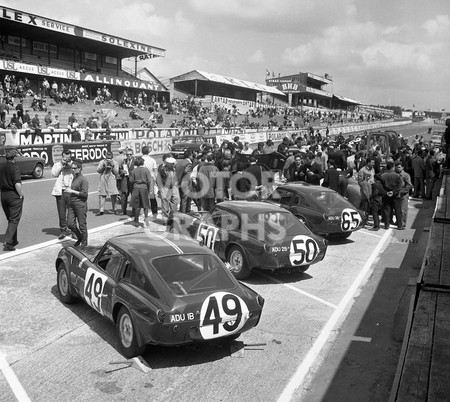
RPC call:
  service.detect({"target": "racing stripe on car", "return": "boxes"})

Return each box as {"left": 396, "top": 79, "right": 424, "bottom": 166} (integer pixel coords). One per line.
{"left": 150, "top": 233, "right": 184, "bottom": 254}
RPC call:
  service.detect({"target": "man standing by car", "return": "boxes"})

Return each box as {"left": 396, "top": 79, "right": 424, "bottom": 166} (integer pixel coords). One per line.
{"left": 176, "top": 150, "right": 193, "bottom": 213}
{"left": 51, "top": 150, "right": 73, "bottom": 239}
{"left": 395, "top": 161, "right": 413, "bottom": 228}
{"left": 119, "top": 148, "right": 135, "bottom": 216}
{"left": 0, "top": 149, "right": 24, "bottom": 251}
{"left": 381, "top": 161, "right": 404, "bottom": 230}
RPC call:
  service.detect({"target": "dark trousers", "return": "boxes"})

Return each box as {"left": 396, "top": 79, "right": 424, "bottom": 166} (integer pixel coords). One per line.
{"left": 55, "top": 193, "right": 71, "bottom": 232}
{"left": 370, "top": 198, "right": 382, "bottom": 228}
{"left": 201, "top": 197, "right": 216, "bottom": 212}
{"left": 382, "top": 197, "right": 403, "bottom": 229}
{"left": 149, "top": 197, "right": 158, "bottom": 215}
{"left": 67, "top": 198, "right": 88, "bottom": 245}
{"left": 179, "top": 187, "right": 191, "bottom": 213}
{"left": 1, "top": 191, "right": 23, "bottom": 246}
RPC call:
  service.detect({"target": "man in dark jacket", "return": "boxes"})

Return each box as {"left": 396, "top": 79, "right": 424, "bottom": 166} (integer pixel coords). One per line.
{"left": 381, "top": 161, "right": 403, "bottom": 229}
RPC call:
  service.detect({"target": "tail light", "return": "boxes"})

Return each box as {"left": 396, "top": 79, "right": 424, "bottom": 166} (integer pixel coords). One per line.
{"left": 157, "top": 310, "right": 166, "bottom": 323}
{"left": 257, "top": 295, "right": 265, "bottom": 308}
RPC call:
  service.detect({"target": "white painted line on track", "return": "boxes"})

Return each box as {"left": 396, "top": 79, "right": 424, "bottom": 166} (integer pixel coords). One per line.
{"left": 257, "top": 271, "right": 337, "bottom": 309}
{"left": 0, "top": 219, "right": 131, "bottom": 262}
{"left": 351, "top": 336, "right": 372, "bottom": 343}
{"left": 22, "top": 172, "right": 98, "bottom": 184}
{"left": 277, "top": 228, "right": 392, "bottom": 402}
{"left": 0, "top": 351, "right": 31, "bottom": 402}
{"left": 358, "top": 229, "right": 384, "bottom": 238}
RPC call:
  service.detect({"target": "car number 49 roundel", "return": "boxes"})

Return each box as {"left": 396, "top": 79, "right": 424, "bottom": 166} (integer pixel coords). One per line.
{"left": 341, "top": 208, "right": 362, "bottom": 231}
{"left": 289, "top": 235, "right": 319, "bottom": 266}
{"left": 199, "top": 292, "right": 250, "bottom": 339}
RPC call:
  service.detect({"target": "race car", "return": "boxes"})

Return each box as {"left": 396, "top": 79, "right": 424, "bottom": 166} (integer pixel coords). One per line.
{"left": 167, "top": 201, "right": 328, "bottom": 279}
{"left": 55, "top": 232, "right": 264, "bottom": 358}
{"left": 267, "top": 183, "right": 366, "bottom": 239}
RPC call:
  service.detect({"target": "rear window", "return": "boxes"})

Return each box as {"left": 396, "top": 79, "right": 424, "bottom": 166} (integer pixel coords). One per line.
{"left": 246, "top": 211, "right": 309, "bottom": 239}
{"left": 310, "top": 190, "right": 350, "bottom": 209}
{"left": 152, "top": 254, "right": 235, "bottom": 296}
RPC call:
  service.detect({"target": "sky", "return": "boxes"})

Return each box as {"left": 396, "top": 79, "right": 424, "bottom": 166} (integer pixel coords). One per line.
{"left": 4, "top": 0, "right": 450, "bottom": 112}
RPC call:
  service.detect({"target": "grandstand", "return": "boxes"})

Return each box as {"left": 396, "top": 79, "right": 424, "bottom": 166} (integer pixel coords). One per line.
{"left": 0, "top": 5, "right": 167, "bottom": 102}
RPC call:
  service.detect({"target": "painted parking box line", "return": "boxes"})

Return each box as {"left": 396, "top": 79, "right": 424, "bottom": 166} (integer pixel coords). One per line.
{"left": 0, "top": 351, "right": 31, "bottom": 402}
{"left": 351, "top": 336, "right": 372, "bottom": 343}
{"left": 278, "top": 228, "right": 392, "bottom": 402}
{"left": 257, "top": 271, "right": 337, "bottom": 309}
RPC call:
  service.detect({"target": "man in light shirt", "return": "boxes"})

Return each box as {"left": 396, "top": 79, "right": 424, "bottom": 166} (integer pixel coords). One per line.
{"left": 141, "top": 145, "right": 158, "bottom": 219}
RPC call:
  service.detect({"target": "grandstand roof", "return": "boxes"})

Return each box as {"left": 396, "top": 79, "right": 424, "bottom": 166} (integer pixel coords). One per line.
{"left": 0, "top": 5, "right": 165, "bottom": 59}
{"left": 333, "top": 94, "right": 361, "bottom": 105}
{"left": 171, "top": 70, "right": 285, "bottom": 96}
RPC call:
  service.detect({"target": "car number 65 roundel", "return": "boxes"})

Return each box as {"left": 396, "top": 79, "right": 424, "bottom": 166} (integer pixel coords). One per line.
{"left": 289, "top": 235, "right": 319, "bottom": 266}
{"left": 341, "top": 208, "right": 362, "bottom": 231}
{"left": 199, "top": 292, "right": 250, "bottom": 340}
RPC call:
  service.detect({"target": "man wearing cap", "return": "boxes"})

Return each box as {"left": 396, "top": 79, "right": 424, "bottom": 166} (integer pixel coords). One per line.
{"left": 381, "top": 161, "right": 404, "bottom": 230}
{"left": 157, "top": 154, "right": 180, "bottom": 219}
{"left": 395, "top": 161, "right": 412, "bottom": 228}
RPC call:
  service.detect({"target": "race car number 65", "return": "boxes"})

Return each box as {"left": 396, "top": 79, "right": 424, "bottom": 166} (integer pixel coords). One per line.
{"left": 289, "top": 235, "right": 319, "bottom": 266}
{"left": 341, "top": 208, "right": 362, "bottom": 231}
{"left": 83, "top": 268, "right": 108, "bottom": 315}
{"left": 200, "top": 292, "right": 250, "bottom": 340}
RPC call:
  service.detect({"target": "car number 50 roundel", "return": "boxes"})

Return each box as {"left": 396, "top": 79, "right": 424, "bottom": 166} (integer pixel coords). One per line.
{"left": 341, "top": 208, "right": 362, "bottom": 231}
{"left": 289, "top": 235, "right": 319, "bottom": 266}
{"left": 199, "top": 292, "right": 250, "bottom": 340}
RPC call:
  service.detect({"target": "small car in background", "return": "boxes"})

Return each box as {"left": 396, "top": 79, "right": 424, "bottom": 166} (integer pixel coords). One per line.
{"left": 267, "top": 183, "right": 366, "bottom": 239}
{"left": 169, "top": 135, "right": 212, "bottom": 158}
{"left": 0, "top": 146, "right": 45, "bottom": 179}
{"left": 167, "top": 200, "right": 328, "bottom": 279}
{"left": 56, "top": 232, "right": 264, "bottom": 358}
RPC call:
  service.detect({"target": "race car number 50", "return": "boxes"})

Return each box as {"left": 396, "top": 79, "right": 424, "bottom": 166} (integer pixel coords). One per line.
{"left": 83, "top": 268, "right": 108, "bottom": 315}
{"left": 341, "top": 208, "right": 362, "bottom": 231}
{"left": 200, "top": 292, "right": 250, "bottom": 340}
{"left": 289, "top": 235, "right": 319, "bottom": 266}
{"left": 196, "top": 223, "right": 218, "bottom": 250}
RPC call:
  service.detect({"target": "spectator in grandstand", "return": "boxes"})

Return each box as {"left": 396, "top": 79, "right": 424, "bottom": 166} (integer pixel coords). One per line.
{"left": 0, "top": 99, "right": 9, "bottom": 123}
{"left": 41, "top": 78, "right": 50, "bottom": 97}
{"left": 50, "top": 115, "right": 61, "bottom": 129}
{"left": 8, "top": 113, "right": 21, "bottom": 129}
{"left": 30, "top": 114, "right": 41, "bottom": 130}
{"left": 15, "top": 99, "right": 24, "bottom": 123}
{"left": 44, "top": 111, "right": 53, "bottom": 127}
{"left": 70, "top": 124, "right": 82, "bottom": 142}
{"left": 68, "top": 113, "right": 77, "bottom": 127}
{"left": 96, "top": 151, "right": 120, "bottom": 216}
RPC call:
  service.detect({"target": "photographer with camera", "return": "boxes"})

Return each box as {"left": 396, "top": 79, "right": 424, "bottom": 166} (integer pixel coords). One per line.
{"left": 51, "top": 150, "right": 73, "bottom": 239}
{"left": 96, "top": 151, "right": 120, "bottom": 215}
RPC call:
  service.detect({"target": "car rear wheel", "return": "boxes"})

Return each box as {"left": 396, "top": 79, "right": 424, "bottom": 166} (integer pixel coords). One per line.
{"left": 57, "top": 263, "right": 76, "bottom": 304}
{"left": 116, "top": 306, "right": 146, "bottom": 358}
{"left": 32, "top": 163, "right": 44, "bottom": 179}
{"left": 227, "top": 246, "right": 251, "bottom": 280}
{"left": 335, "top": 232, "right": 352, "bottom": 240}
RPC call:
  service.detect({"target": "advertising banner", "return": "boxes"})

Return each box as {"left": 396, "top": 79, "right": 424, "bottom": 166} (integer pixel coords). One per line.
{"left": 119, "top": 138, "right": 172, "bottom": 156}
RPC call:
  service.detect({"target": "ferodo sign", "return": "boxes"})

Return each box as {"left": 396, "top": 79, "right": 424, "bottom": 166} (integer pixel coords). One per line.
{"left": 66, "top": 142, "right": 110, "bottom": 162}
{"left": 121, "top": 138, "right": 172, "bottom": 156}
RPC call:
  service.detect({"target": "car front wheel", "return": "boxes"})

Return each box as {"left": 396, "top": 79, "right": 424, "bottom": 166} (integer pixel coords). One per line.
{"left": 227, "top": 246, "right": 251, "bottom": 280}
{"left": 32, "top": 163, "right": 44, "bottom": 179}
{"left": 57, "top": 263, "right": 76, "bottom": 304}
{"left": 116, "top": 307, "right": 146, "bottom": 358}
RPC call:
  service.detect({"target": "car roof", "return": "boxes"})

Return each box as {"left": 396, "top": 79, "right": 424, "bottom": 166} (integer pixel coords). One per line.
{"left": 217, "top": 200, "right": 290, "bottom": 214}
{"left": 277, "top": 183, "right": 335, "bottom": 194}
{"left": 108, "top": 232, "right": 210, "bottom": 260}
